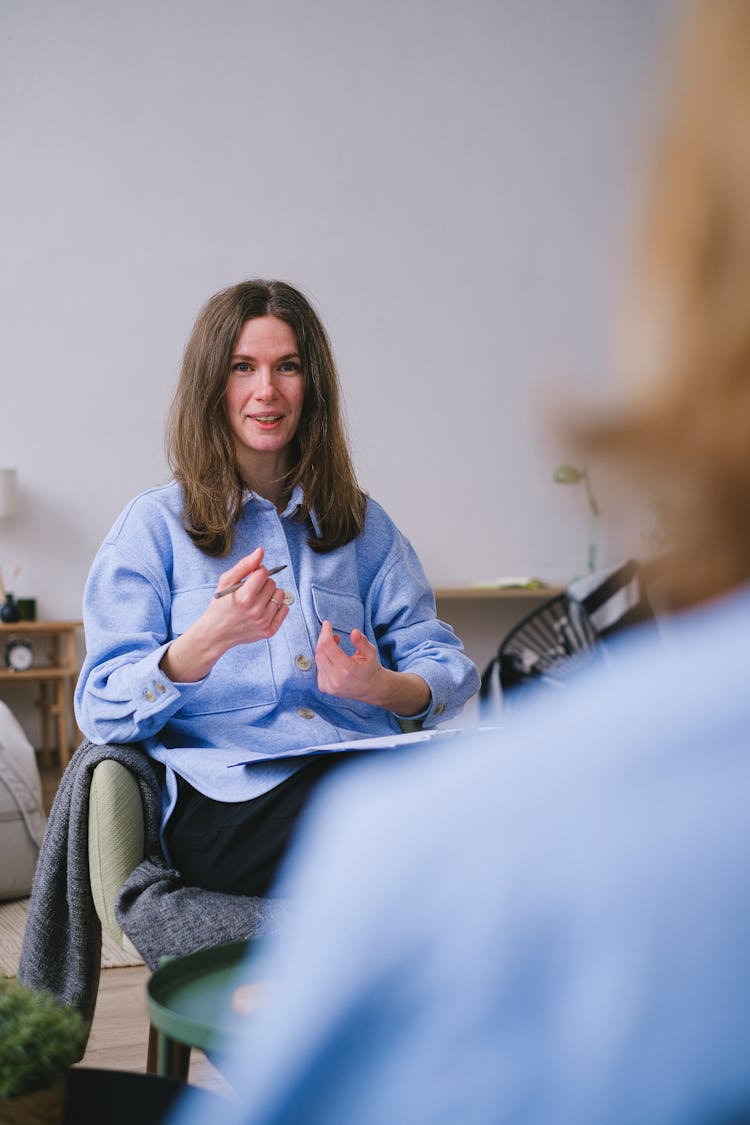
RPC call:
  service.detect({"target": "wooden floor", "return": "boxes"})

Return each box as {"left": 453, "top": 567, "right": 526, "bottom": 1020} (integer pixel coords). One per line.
{"left": 38, "top": 762, "right": 235, "bottom": 1100}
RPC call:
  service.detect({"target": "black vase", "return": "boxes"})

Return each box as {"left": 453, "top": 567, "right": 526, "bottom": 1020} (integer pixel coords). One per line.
{"left": 0, "top": 594, "right": 21, "bottom": 623}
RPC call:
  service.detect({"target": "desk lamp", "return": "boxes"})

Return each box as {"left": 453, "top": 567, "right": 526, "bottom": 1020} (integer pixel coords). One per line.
{"left": 553, "top": 463, "right": 600, "bottom": 574}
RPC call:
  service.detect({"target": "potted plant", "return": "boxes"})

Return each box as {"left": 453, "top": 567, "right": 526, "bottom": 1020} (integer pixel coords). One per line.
{"left": 0, "top": 980, "right": 87, "bottom": 1124}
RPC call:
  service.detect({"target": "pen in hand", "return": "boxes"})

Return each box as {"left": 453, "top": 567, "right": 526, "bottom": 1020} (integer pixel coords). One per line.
{"left": 214, "top": 564, "right": 287, "bottom": 599}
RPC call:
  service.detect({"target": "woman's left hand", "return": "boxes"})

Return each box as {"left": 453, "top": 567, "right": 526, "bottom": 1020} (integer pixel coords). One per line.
{"left": 314, "top": 621, "right": 382, "bottom": 702}
{"left": 315, "top": 620, "right": 431, "bottom": 716}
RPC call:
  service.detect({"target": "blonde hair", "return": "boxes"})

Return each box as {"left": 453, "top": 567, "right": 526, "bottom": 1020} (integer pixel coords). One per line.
{"left": 576, "top": 0, "right": 750, "bottom": 609}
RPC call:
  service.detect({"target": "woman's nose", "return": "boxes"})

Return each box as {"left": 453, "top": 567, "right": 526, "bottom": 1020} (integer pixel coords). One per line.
{"left": 254, "top": 368, "right": 276, "bottom": 398}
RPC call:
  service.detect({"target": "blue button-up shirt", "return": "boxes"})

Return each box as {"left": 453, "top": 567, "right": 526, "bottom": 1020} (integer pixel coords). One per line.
{"left": 75, "top": 482, "right": 479, "bottom": 816}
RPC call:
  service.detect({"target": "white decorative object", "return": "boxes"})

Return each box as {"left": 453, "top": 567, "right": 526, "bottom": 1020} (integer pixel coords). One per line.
{"left": 0, "top": 469, "right": 18, "bottom": 519}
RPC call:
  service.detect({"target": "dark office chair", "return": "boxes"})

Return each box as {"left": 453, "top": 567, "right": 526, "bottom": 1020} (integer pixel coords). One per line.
{"left": 566, "top": 557, "right": 656, "bottom": 641}
{"left": 479, "top": 559, "right": 656, "bottom": 714}
{"left": 479, "top": 592, "right": 601, "bottom": 713}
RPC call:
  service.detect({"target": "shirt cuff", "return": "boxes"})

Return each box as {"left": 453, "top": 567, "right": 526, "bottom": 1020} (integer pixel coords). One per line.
{"left": 130, "top": 642, "right": 207, "bottom": 723}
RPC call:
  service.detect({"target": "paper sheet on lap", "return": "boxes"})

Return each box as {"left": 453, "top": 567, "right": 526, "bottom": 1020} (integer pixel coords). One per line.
{"left": 225, "top": 728, "right": 472, "bottom": 768}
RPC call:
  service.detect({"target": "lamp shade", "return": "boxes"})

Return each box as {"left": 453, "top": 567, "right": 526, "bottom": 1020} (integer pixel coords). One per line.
{"left": 0, "top": 469, "right": 19, "bottom": 518}
{"left": 553, "top": 464, "right": 585, "bottom": 485}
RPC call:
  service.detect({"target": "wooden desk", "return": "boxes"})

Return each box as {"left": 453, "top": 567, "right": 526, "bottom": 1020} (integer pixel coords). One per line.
{"left": 433, "top": 585, "right": 563, "bottom": 601}
{"left": 0, "top": 620, "right": 82, "bottom": 769}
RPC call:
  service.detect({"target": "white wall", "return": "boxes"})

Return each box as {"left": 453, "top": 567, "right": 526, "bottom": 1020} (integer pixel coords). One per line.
{"left": 1, "top": 0, "right": 677, "bottom": 735}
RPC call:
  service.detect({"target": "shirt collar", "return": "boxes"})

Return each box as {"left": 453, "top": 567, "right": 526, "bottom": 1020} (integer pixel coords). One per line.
{"left": 242, "top": 483, "right": 322, "bottom": 538}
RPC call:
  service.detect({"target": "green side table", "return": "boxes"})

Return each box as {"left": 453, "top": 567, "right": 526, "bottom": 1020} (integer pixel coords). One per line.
{"left": 147, "top": 939, "right": 262, "bottom": 1079}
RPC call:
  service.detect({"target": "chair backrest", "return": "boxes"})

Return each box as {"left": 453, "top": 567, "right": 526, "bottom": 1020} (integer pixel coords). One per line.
{"left": 480, "top": 560, "right": 657, "bottom": 715}
{"left": 480, "top": 592, "right": 601, "bottom": 708}
{"left": 566, "top": 558, "right": 656, "bottom": 640}
{"left": 88, "top": 759, "right": 145, "bottom": 956}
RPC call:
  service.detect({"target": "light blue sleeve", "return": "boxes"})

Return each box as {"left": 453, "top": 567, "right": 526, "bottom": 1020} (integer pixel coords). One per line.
{"left": 165, "top": 595, "right": 750, "bottom": 1125}
{"left": 364, "top": 518, "right": 480, "bottom": 724}
{"left": 74, "top": 539, "right": 207, "bottom": 744}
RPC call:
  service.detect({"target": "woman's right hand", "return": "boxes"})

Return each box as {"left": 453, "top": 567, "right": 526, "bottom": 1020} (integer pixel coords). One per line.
{"left": 159, "top": 548, "right": 289, "bottom": 683}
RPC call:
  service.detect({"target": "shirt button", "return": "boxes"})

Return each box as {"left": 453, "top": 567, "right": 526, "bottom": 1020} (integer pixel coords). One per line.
{"left": 283, "top": 591, "right": 295, "bottom": 606}
{"left": 155, "top": 682, "right": 166, "bottom": 694}
{"left": 434, "top": 703, "right": 446, "bottom": 715}
{"left": 145, "top": 690, "right": 156, "bottom": 703}
{"left": 297, "top": 708, "right": 315, "bottom": 719}
{"left": 295, "top": 654, "right": 312, "bottom": 671}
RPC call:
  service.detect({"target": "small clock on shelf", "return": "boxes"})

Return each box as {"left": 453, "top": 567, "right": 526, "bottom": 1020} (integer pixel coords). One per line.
{"left": 4, "top": 638, "right": 34, "bottom": 672}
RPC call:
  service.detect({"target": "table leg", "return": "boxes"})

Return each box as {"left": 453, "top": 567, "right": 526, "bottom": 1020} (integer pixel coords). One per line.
{"left": 38, "top": 681, "right": 51, "bottom": 768}
{"left": 55, "top": 678, "right": 68, "bottom": 769}
{"left": 147, "top": 1024, "right": 159, "bottom": 1074}
{"left": 156, "top": 1030, "right": 192, "bottom": 1081}
{"left": 68, "top": 675, "right": 81, "bottom": 758}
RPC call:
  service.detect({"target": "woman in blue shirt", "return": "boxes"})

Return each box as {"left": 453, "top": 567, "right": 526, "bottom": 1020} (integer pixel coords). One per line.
{"left": 75, "top": 279, "right": 479, "bottom": 896}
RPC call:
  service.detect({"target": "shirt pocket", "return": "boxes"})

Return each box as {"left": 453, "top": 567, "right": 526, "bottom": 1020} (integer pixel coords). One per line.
{"left": 311, "top": 586, "right": 365, "bottom": 656}
{"left": 170, "top": 587, "right": 277, "bottom": 716}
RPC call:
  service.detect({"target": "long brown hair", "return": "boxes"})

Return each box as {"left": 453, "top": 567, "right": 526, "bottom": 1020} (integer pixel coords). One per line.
{"left": 574, "top": 0, "right": 750, "bottom": 610}
{"left": 166, "top": 280, "right": 366, "bottom": 556}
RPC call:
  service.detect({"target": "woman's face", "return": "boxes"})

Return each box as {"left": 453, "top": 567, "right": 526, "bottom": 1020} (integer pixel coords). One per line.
{"left": 225, "top": 316, "right": 306, "bottom": 480}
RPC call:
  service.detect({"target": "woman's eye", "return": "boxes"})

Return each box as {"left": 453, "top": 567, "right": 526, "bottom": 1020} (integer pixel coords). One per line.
{"left": 231, "top": 361, "right": 252, "bottom": 373}
{"left": 279, "top": 361, "right": 302, "bottom": 375}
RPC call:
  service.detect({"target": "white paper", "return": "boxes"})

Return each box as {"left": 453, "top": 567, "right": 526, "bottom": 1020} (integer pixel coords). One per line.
{"left": 226, "top": 727, "right": 462, "bottom": 768}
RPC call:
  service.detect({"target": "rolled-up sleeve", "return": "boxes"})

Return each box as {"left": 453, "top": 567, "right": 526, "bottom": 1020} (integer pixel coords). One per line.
{"left": 369, "top": 536, "right": 480, "bottom": 726}
{"left": 74, "top": 544, "right": 206, "bottom": 745}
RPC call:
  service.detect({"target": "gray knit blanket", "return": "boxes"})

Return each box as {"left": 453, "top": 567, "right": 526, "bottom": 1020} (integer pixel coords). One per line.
{"left": 17, "top": 740, "right": 292, "bottom": 1051}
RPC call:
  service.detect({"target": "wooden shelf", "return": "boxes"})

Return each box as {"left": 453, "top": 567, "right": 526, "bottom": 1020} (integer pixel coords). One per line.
{"left": 0, "top": 620, "right": 83, "bottom": 633}
{"left": 0, "top": 666, "right": 71, "bottom": 681}
{"left": 0, "top": 620, "right": 82, "bottom": 768}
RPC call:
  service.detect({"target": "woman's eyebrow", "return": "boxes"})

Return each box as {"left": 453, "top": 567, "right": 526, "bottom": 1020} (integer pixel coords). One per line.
{"left": 230, "top": 351, "right": 302, "bottom": 362}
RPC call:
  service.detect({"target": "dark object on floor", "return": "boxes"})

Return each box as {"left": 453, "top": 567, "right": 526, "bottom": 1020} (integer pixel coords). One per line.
{"left": 63, "top": 1067, "right": 227, "bottom": 1124}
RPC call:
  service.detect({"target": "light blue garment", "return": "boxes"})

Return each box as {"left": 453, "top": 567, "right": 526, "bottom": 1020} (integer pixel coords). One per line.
{"left": 171, "top": 584, "right": 750, "bottom": 1125}
{"left": 74, "top": 481, "right": 479, "bottom": 812}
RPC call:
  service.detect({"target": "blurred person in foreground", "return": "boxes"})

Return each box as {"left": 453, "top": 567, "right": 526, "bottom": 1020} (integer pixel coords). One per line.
{"left": 171, "top": 2, "right": 750, "bottom": 1122}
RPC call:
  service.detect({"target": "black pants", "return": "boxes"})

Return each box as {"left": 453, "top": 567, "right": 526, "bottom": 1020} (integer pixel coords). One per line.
{"left": 165, "top": 756, "right": 346, "bottom": 898}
